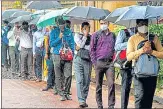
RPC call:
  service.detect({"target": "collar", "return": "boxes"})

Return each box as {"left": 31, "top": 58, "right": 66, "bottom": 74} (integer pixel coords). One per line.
{"left": 100, "top": 29, "right": 110, "bottom": 36}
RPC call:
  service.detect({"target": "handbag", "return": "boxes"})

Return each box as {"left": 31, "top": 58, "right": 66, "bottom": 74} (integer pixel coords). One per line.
{"left": 59, "top": 37, "right": 73, "bottom": 61}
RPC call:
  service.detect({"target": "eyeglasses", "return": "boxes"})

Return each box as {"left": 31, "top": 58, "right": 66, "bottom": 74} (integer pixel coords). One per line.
{"left": 100, "top": 22, "right": 107, "bottom": 25}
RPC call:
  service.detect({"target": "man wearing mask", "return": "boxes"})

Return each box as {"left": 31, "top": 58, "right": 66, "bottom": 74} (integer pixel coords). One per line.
{"left": 19, "top": 21, "right": 33, "bottom": 80}
{"left": 33, "top": 26, "right": 44, "bottom": 82}
{"left": 2, "top": 20, "right": 10, "bottom": 70}
{"left": 90, "top": 17, "right": 116, "bottom": 109}
{"left": 114, "top": 27, "right": 137, "bottom": 109}
{"left": 50, "top": 18, "right": 74, "bottom": 101}
{"left": 127, "top": 19, "right": 163, "bottom": 108}
{"left": 74, "top": 22, "right": 92, "bottom": 108}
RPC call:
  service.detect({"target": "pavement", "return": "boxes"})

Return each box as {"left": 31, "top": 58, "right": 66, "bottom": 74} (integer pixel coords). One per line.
{"left": 2, "top": 79, "right": 163, "bottom": 108}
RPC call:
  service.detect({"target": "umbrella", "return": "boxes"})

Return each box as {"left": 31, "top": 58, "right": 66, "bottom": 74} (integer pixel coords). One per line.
{"left": 33, "top": 10, "right": 51, "bottom": 15}
{"left": 10, "top": 14, "right": 32, "bottom": 24}
{"left": 2, "top": 9, "right": 22, "bottom": 20}
{"left": 26, "top": 1, "right": 62, "bottom": 10}
{"left": 29, "top": 16, "right": 41, "bottom": 25}
{"left": 37, "top": 8, "right": 69, "bottom": 27}
{"left": 64, "top": 6, "right": 110, "bottom": 20}
{"left": 11, "top": 11, "right": 32, "bottom": 18}
{"left": 115, "top": 6, "right": 163, "bottom": 27}
{"left": 104, "top": 5, "right": 136, "bottom": 23}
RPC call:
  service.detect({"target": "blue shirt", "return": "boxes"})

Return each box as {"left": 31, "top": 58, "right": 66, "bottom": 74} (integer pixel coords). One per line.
{"left": 115, "top": 29, "right": 134, "bottom": 51}
{"left": 2, "top": 26, "right": 9, "bottom": 45}
{"left": 50, "top": 27, "right": 74, "bottom": 55}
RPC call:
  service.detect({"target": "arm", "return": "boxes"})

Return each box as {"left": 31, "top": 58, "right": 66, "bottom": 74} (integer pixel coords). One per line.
{"left": 74, "top": 33, "right": 87, "bottom": 48}
{"left": 90, "top": 33, "right": 97, "bottom": 65}
{"left": 49, "top": 30, "right": 62, "bottom": 47}
{"left": 151, "top": 36, "right": 163, "bottom": 59}
{"left": 127, "top": 37, "right": 144, "bottom": 61}
{"left": 45, "top": 36, "right": 49, "bottom": 54}
{"left": 7, "top": 31, "right": 13, "bottom": 39}
{"left": 115, "top": 30, "right": 127, "bottom": 51}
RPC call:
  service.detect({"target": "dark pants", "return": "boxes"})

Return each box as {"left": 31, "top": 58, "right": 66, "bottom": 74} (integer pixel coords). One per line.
{"left": 95, "top": 60, "right": 115, "bottom": 108}
{"left": 134, "top": 76, "right": 157, "bottom": 109}
{"left": 52, "top": 54, "right": 72, "bottom": 96}
{"left": 46, "top": 58, "right": 55, "bottom": 87}
{"left": 120, "top": 69, "right": 132, "bottom": 109}
{"left": 21, "top": 47, "right": 33, "bottom": 78}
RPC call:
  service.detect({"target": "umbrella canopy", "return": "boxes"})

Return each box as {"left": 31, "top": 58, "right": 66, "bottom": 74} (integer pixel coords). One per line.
{"left": 115, "top": 6, "right": 163, "bottom": 27}
{"left": 11, "top": 11, "right": 32, "bottom": 18}
{"left": 64, "top": 6, "right": 110, "bottom": 20}
{"left": 26, "top": 1, "right": 62, "bottom": 10}
{"left": 105, "top": 5, "right": 136, "bottom": 23}
{"left": 33, "top": 10, "right": 51, "bottom": 15}
{"left": 2, "top": 9, "right": 22, "bottom": 20}
{"left": 10, "top": 14, "right": 32, "bottom": 24}
{"left": 37, "top": 8, "right": 69, "bottom": 27}
{"left": 29, "top": 16, "right": 41, "bottom": 25}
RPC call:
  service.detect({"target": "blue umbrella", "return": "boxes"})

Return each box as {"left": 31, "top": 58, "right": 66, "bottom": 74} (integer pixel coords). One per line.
{"left": 2, "top": 9, "right": 22, "bottom": 20}
{"left": 115, "top": 6, "right": 163, "bottom": 27}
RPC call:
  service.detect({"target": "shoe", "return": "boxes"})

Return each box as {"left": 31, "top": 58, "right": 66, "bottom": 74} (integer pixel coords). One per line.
{"left": 79, "top": 103, "right": 87, "bottom": 108}
{"left": 36, "top": 79, "right": 42, "bottom": 82}
{"left": 65, "top": 95, "right": 72, "bottom": 100}
{"left": 42, "top": 86, "right": 52, "bottom": 91}
{"left": 60, "top": 96, "right": 66, "bottom": 101}
{"left": 85, "top": 103, "right": 88, "bottom": 107}
{"left": 53, "top": 87, "right": 58, "bottom": 95}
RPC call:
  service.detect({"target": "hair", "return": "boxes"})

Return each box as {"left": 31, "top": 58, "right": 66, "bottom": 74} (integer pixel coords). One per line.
{"left": 81, "top": 22, "right": 90, "bottom": 29}
{"left": 99, "top": 16, "right": 107, "bottom": 22}
{"left": 3, "top": 20, "right": 9, "bottom": 24}
{"left": 22, "top": 21, "right": 28, "bottom": 26}
{"left": 65, "top": 20, "right": 71, "bottom": 25}
{"left": 8, "top": 25, "right": 12, "bottom": 31}
{"left": 136, "top": 19, "right": 148, "bottom": 24}
{"left": 55, "top": 17, "right": 65, "bottom": 25}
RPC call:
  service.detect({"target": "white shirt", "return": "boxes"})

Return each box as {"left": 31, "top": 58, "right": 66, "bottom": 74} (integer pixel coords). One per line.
{"left": 33, "top": 31, "right": 44, "bottom": 55}
{"left": 74, "top": 33, "right": 90, "bottom": 55}
{"left": 7, "top": 30, "right": 16, "bottom": 47}
{"left": 19, "top": 30, "right": 33, "bottom": 48}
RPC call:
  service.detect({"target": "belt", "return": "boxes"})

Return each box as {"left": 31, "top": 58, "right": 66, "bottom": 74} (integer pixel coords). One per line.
{"left": 97, "top": 58, "right": 113, "bottom": 62}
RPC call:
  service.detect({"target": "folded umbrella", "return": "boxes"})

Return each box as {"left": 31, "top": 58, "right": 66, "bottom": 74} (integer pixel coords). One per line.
{"left": 64, "top": 6, "right": 110, "bottom": 20}
{"left": 26, "top": 1, "right": 62, "bottom": 10}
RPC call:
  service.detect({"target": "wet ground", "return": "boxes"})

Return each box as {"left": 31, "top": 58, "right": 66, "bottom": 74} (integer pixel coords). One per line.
{"left": 2, "top": 68, "right": 163, "bottom": 108}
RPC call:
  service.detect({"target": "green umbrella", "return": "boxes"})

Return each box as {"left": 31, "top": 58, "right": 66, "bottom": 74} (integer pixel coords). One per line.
{"left": 37, "top": 8, "right": 69, "bottom": 27}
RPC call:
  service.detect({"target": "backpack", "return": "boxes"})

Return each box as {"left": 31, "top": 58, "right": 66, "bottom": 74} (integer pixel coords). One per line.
{"left": 113, "top": 29, "right": 132, "bottom": 69}
{"left": 134, "top": 34, "right": 160, "bottom": 78}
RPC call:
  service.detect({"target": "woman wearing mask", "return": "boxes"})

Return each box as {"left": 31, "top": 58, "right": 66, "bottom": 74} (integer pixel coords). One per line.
{"left": 73, "top": 22, "right": 92, "bottom": 108}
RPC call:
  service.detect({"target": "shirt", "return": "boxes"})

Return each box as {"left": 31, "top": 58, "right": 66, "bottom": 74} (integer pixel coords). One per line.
{"left": 50, "top": 27, "right": 74, "bottom": 55}
{"left": 2, "top": 26, "right": 9, "bottom": 45}
{"left": 7, "top": 30, "right": 16, "bottom": 47}
{"left": 19, "top": 29, "right": 33, "bottom": 49}
{"left": 74, "top": 33, "right": 90, "bottom": 55}
{"left": 115, "top": 29, "right": 134, "bottom": 51}
{"left": 127, "top": 33, "right": 163, "bottom": 65}
{"left": 33, "top": 31, "right": 44, "bottom": 55}
{"left": 90, "top": 30, "right": 115, "bottom": 65}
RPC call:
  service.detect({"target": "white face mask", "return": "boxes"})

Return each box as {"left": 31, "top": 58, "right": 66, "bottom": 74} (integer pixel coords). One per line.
{"left": 100, "top": 24, "right": 108, "bottom": 31}
{"left": 138, "top": 25, "right": 148, "bottom": 34}
{"left": 83, "top": 30, "right": 87, "bottom": 35}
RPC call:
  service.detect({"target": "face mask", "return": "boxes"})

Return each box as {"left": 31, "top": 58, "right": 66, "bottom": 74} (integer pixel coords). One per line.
{"left": 37, "top": 27, "right": 42, "bottom": 31}
{"left": 138, "top": 25, "right": 148, "bottom": 34}
{"left": 100, "top": 24, "right": 108, "bottom": 31}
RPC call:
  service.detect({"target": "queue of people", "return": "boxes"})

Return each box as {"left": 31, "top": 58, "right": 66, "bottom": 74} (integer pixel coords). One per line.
{"left": 1, "top": 16, "right": 163, "bottom": 109}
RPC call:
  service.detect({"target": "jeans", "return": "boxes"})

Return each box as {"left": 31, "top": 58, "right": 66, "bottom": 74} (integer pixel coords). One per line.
{"left": 134, "top": 76, "right": 157, "bottom": 108}
{"left": 120, "top": 68, "right": 132, "bottom": 109}
{"left": 95, "top": 60, "right": 115, "bottom": 108}
{"left": 73, "top": 55, "right": 92, "bottom": 104}
{"left": 2, "top": 43, "right": 8, "bottom": 68}
{"left": 52, "top": 54, "right": 72, "bottom": 96}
